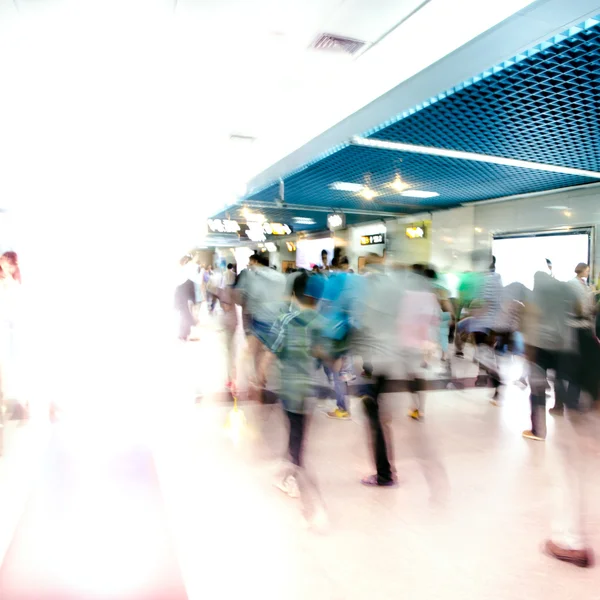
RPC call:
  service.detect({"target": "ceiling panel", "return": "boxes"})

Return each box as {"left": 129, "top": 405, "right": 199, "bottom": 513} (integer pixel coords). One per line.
{"left": 219, "top": 13, "right": 600, "bottom": 232}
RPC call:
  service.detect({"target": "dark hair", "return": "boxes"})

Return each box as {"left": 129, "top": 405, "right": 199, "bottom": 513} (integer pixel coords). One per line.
{"left": 293, "top": 272, "right": 309, "bottom": 303}
{"left": 0, "top": 251, "right": 21, "bottom": 284}
{"left": 321, "top": 249, "right": 328, "bottom": 256}
{"left": 256, "top": 253, "right": 269, "bottom": 267}
{"left": 412, "top": 263, "right": 425, "bottom": 275}
{"left": 546, "top": 258, "right": 552, "bottom": 267}
{"left": 424, "top": 268, "right": 437, "bottom": 280}
{"left": 227, "top": 263, "right": 234, "bottom": 270}
{"left": 340, "top": 256, "right": 349, "bottom": 267}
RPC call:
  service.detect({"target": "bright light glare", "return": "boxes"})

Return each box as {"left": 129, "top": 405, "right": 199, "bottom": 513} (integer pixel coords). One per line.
{"left": 401, "top": 190, "right": 440, "bottom": 198}
{"left": 329, "top": 182, "right": 364, "bottom": 192}
{"left": 360, "top": 187, "right": 378, "bottom": 200}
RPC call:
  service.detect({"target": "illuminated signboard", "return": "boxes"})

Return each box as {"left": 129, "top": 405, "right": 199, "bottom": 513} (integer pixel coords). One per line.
{"left": 265, "top": 222, "right": 292, "bottom": 236}
{"left": 207, "top": 219, "right": 240, "bottom": 234}
{"left": 327, "top": 213, "right": 345, "bottom": 231}
{"left": 360, "top": 233, "right": 385, "bottom": 246}
{"left": 406, "top": 225, "right": 426, "bottom": 239}
{"left": 208, "top": 218, "right": 292, "bottom": 238}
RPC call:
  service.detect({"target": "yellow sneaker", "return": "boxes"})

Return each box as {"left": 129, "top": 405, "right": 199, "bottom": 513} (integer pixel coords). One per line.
{"left": 327, "top": 408, "right": 351, "bottom": 420}
{"left": 408, "top": 409, "right": 422, "bottom": 421}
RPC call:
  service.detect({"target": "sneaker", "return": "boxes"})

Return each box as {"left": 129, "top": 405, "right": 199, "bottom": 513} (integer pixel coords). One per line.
{"left": 522, "top": 430, "right": 545, "bottom": 442}
{"left": 544, "top": 540, "right": 594, "bottom": 568}
{"left": 361, "top": 474, "right": 397, "bottom": 487}
{"left": 549, "top": 407, "right": 563, "bottom": 417}
{"left": 455, "top": 350, "right": 464, "bottom": 359}
{"left": 514, "top": 376, "right": 528, "bottom": 389}
{"left": 275, "top": 474, "right": 300, "bottom": 499}
{"left": 408, "top": 408, "right": 422, "bottom": 421}
{"left": 326, "top": 408, "right": 351, "bottom": 420}
{"left": 490, "top": 389, "right": 502, "bottom": 406}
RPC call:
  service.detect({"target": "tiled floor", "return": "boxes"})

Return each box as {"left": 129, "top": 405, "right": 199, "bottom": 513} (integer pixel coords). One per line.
{"left": 1, "top": 309, "right": 599, "bottom": 599}
{"left": 153, "top": 312, "right": 600, "bottom": 600}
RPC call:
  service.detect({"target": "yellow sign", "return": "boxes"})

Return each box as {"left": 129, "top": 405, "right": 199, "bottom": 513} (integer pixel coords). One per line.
{"left": 406, "top": 226, "right": 425, "bottom": 239}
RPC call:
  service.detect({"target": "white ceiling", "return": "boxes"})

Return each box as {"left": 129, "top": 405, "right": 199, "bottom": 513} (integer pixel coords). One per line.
{"left": 0, "top": 0, "right": 536, "bottom": 229}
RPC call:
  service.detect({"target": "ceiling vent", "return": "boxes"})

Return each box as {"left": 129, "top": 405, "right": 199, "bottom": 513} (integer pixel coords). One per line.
{"left": 311, "top": 33, "right": 367, "bottom": 56}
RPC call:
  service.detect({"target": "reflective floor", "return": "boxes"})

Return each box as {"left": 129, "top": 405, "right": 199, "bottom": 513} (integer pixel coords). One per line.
{"left": 0, "top": 310, "right": 598, "bottom": 599}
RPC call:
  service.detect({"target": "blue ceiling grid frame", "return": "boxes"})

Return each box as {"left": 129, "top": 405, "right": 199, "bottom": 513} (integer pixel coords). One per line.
{"left": 216, "top": 13, "right": 600, "bottom": 232}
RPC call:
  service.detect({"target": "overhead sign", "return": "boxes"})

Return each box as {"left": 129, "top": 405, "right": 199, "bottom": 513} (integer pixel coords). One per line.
{"left": 360, "top": 233, "right": 385, "bottom": 246}
{"left": 406, "top": 225, "right": 426, "bottom": 239}
{"left": 327, "top": 213, "right": 345, "bottom": 231}
{"left": 208, "top": 218, "right": 292, "bottom": 238}
{"left": 265, "top": 222, "right": 292, "bottom": 236}
{"left": 207, "top": 218, "right": 240, "bottom": 234}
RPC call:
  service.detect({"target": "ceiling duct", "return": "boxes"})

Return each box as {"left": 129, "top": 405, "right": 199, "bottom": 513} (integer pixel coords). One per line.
{"left": 310, "top": 33, "right": 367, "bottom": 56}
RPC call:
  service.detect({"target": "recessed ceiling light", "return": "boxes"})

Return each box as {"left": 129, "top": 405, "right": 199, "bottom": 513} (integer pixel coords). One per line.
{"left": 360, "top": 187, "right": 378, "bottom": 200}
{"left": 390, "top": 175, "right": 411, "bottom": 193}
{"left": 401, "top": 190, "right": 439, "bottom": 198}
{"left": 329, "top": 182, "right": 364, "bottom": 193}
{"left": 293, "top": 217, "right": 316, "bottom": 225}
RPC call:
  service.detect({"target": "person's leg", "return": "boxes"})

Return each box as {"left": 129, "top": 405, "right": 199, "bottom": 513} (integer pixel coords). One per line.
{"left": 439, "top": 313, "right": 451, "bottom": 361}
{"left": 473, "top": 331, "right": 501, "bottom": 397}
{"left": 179, "top": 309, "right": 193, "bottom": 340}
{"left": 286, "top": 410, "right": 305, "bottom": 467}
{"left": 225, "top": 329, "right": 236, "bottom": 387}
{"left": 332, "top": 366, "right": 348, "bottom": 412}
{"left": 526, "top": 348, "right": 549, "bottom": 440}
{"left": 361, "top": 374, "right": 394, "bottom": 485}
{"left": 546, "top": 403, "right": 597, "bottom": 566}
{"left": 454, "top": 317, "right": 472, "bottom": 354}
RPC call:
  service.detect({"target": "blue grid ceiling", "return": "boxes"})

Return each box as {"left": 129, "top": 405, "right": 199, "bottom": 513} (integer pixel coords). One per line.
{"left": 227, "top": 15, "right": 600, "bottom": 229}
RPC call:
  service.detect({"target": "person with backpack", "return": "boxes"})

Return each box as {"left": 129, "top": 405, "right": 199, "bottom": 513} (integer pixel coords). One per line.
{"left": 269, "top": 271, "right": 330, "bottom": 530}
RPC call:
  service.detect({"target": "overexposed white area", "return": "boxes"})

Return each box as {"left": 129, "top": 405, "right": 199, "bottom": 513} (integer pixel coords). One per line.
{"left": 492, "top": 233, "right": 590, "bottom": 289}
{"left": 0, "top": 0, "right": 537, "bottom": 220}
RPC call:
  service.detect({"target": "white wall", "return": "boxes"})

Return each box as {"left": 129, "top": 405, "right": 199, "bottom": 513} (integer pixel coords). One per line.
{"left": 430, "top": 205, "right": 475, "bottom": 272}
{"left": 348, "top": 222, "right": 388, "bottom": 271}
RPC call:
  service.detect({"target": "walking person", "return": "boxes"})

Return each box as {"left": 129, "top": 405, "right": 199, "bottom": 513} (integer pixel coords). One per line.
{"left": 521, "top": 270, "right": 576, "bottom": 441}
{"left": 551, "top": 263, "right": 597, "bottom": 416}
{"left": 270, "top": 272, "right": 329, "bottom": 530}
{"left": 174, "top": 256, "right": 197, "bottom": 341}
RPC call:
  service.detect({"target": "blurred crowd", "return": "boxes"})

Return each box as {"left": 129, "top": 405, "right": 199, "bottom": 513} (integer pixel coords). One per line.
{"left": 175, "top": 246, "right": 600, "bottom": 568}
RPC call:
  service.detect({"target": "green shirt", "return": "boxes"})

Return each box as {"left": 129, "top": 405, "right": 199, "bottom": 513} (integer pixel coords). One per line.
{"left": 270, "top": 306, "right": 327, "bottom": 413}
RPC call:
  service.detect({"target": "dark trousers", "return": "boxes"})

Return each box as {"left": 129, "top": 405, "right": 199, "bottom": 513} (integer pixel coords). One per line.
{"left": 528, "top": 347, "right": 571, "bottom": 437}
{"left": 473, "top": 331, "right": 501, "bottom": 388}
{"left": 360, "top": 375, "right": 394, "bottom": 484}
{"left": 286, "top": 410, "right": 305, "bottom": 467}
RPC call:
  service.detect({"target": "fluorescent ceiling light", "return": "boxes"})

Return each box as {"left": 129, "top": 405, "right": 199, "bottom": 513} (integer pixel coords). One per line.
{"left": 330, "top": 182, "right": 364, "bottom": 192}
{"left": 545, "top": 206, "right": 569, "bottom": 210}
{"left": 351, "top": 137, "right": 600, "bottom": 180}
{"left": 293, "top": 217, "right": 316, "bottom": 225}
{"left": 265, "top": 242, "right": 277, "bottom": 252}
{"left": 401, "top": 190, "right": 439, "bottom": 198}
